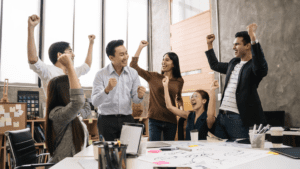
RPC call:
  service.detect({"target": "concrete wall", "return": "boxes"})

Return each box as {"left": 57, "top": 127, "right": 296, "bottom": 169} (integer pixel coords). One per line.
{"left": 151, "top": 0, "right": 171, "bottom": 73}
{"left": 211, "top": 0, "right": 300, "bottom": 127}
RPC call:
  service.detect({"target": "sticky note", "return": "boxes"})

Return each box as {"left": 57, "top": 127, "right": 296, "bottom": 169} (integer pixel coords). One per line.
{"left": 13, "top": 122, "right": 19, "bottom": 127}
{"left": 14, "top": 112, "right": 20, "bottom": 117}
{"left": 0, "top": 122, "right": 4, "bottom": 127}
{"left": 0, "top": 117, "right": 5, "bottom": 123}
{"left": 89, "top": 119, "right": 93, "bottom": 124}
{"left": 0, "top": 110, "right": 4, "bottom": 114}
{"left": 0, "top": 105, "right": 4, "bottom": 111}
{"left": 188, "top": 145, "right": 199, "bottom": 147}
{"left": 19, "top": 109, "right": 24, "bottom": 116}
{"left": 153, "top": 161, "right": 169, "bottom": 165}
{"left": 6, "top": 118, "right": 12, "bottom": 126}
{"left": 89, "top": 140, "right": 93, "bottom": 145}
{"left": 16, "top": 104, "right": 21, "bottom": 110}
{"left": 148, "top": 150, "right": 161, "bottom": 153}
{"left": 4, "top": 113, "right": 10, "bottom": 118}
{"left": 10, "top": 107, "right": 16, "bottom": 112}
{"left": 268, "top": 151, "right": 279, "bottom": 155}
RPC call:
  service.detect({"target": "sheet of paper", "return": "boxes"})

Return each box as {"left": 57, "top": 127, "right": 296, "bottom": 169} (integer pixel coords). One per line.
{"left": 6, "top": 118, "right": 12, "bottom": 126}
{"left": 0, "top": 122, "right": 4, "bottom": 127}
{"left": 4, "top": 113, "right": 10, "bottom": 118}
{"left": 0, "top": 110, "right": 4, "bottom": 114}
{"left": 16, "top": 104, "right": 22, "bottom": 110}
{"left": 18, "top": 109, "right": 24, "bottom": 116}
{"left": 10, "top": 107, "right": 16, "bottom": 112}
{"left": 78, "top": 159, "right": 98, "bottom": 169}
{"left": 13, "top": 122, "right": 19, "bottom": 127}
{"left": 0, "top": 118, "right": 5, "bottom": 123}
{"left": 0, "top": 105, "right": 4, "bottom": 111}
{"left": 14, "top": 112, "right": 20, "bottom": 117}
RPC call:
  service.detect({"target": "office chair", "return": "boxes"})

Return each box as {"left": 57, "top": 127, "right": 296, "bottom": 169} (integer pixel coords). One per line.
{"left": 5, "top": 128, "right": 54, "bottom": 169}
{"left": 177, "top": 117, "right": 187, "bottom": 140}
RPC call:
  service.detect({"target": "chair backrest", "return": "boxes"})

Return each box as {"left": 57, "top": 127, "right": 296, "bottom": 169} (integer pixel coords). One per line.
{"left": 5, "top": 128, "right": 38, "bottom": 167}
{"left": 264, "top": 111, "right": 285, "bottom": 127}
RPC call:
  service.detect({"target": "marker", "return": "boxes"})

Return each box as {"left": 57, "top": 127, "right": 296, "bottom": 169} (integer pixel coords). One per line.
{"left": 253, "top": 124, "right": 257, "bottom": 135}
{"left": 257, "top": 124, "right": 263, "bottom": 134}
{"left": 176, "top": 147, "right": 192, "bottom": 152}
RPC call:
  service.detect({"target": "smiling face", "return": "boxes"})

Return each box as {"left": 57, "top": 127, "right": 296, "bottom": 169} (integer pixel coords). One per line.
{"left": 190, "top": 92, "right": 207, "bottom": 111}
{"left": 63, "top": 46, "right": 75, "bottom": 62}
{"left": 232, "top": 37, "right": 251, "bottom": 58}
{"left": 161, "top": 54, "right": 174, "bottom": 73}
{"left": 109, "top": 45, "right": 129, "bottom": 68}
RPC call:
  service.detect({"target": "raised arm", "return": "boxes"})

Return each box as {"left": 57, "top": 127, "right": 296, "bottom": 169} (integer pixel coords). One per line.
{"left": 130, "top": 40, "right": 152, "bottom": 81}
{"left": 207, "top": 80, "right": 219, "bottom": 129}
{"left": 205, "top": 34, "right": 228, "bottom": 74}
{"left": 84, "top": 35, "right": 95, "bottom": 67}
{"left": 58, "top": 54, "right": 81, "bottom": 89}
{"left": 27, "top": 15, "right": 40, "bottom": 64}
{"left": 247, "top": 23, "right": 268, "bottom": 78}
{"left": 162, "top": 76, "right": 189, "bottom": 119}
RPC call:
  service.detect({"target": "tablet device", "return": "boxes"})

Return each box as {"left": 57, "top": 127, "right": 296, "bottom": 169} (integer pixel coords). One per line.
{"left": 270, "top": 147, "right": 300, "bottom": 159}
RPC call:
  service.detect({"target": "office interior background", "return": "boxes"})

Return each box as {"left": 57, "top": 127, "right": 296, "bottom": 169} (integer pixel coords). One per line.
{"left": 0, "top": 0, "right": 300, "bottom": 128}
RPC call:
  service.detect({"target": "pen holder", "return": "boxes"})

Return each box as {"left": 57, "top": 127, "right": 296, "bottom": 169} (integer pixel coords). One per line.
{"left": 249, "top": 133, "right": 265, "bottom": 149}
{"left": 98, "top": 143, "right": 127, "bottom": 169}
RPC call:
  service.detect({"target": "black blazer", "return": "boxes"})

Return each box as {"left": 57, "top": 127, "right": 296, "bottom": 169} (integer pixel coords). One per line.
{"left": 205, "top": 43, "right": 268, "bottom": 127}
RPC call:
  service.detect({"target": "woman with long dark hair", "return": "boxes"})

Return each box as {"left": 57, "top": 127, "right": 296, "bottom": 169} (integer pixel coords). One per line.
{"left": 45, "top": 54, "right": 89, "bottom": 163}
{"left": 163, "top": 77, "right": 219, "bottom": 140}
{"left": 130, "top": 41, "right": 184, "bottom": 141}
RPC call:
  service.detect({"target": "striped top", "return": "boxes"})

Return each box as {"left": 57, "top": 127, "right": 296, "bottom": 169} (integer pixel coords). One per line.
{"left": 219, "top": 61, "right": 247, "bottom": 114}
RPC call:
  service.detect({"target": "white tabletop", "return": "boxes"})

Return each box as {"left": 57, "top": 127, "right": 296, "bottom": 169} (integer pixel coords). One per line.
{"left": 51, "top": 141, "right": 299, "bottom": 169}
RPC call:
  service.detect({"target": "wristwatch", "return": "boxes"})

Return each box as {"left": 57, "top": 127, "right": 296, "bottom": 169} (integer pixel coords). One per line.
{"left": 251, "top": 39, "right": 258, "bottom": 45}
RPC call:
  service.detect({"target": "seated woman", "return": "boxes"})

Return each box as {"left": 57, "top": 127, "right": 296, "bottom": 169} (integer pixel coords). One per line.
{"left": 162, "top": 77, "right": 219, "bottom": 140}
{"left": 45, "top": 54, "right": 89, "bottom": 163}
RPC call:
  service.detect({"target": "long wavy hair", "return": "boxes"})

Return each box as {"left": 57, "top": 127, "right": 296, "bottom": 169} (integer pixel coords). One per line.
{"left": 45, "top": 75, "right": 84, "bottom": 156}
{"left": 161, "top": 52, "right": 182, "bottom": 79}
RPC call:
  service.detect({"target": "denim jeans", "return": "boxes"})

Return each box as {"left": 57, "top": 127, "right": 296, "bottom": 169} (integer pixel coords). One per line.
{"left": 149, "top": 118, "right": 177, "bottom": 141}
{"left": 214, "top": 111, "right": 249, "bottom": 139}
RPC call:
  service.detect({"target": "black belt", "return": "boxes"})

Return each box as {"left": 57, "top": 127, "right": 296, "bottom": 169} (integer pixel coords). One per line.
{"left": 102, "top": 114, "right": 131, "bottom": 117}
{"left": 220, "top": 110, "right": 237, "bottom": 115}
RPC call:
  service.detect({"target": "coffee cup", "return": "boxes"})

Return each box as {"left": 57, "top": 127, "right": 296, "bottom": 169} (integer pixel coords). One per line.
{"left": 270, "top": 127, "right": 284, "bottom": 148}
{"left": 190, "top": 129, "right": 198, "bottom": 142}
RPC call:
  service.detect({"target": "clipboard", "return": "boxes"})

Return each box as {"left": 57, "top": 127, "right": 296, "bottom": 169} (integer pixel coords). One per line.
{"left": 270, "top": 147, "right": 300, "bottom": 159}
{"left": 120, "top": 122, "right": 144, "bottom": 156}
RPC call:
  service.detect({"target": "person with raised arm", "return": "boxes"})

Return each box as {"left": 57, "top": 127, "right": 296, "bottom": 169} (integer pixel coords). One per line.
{"left": 45, "top": 53, "right": 89, "bottom": 163}
{"left": 163, "top": 76, "right": 219, "bottom": 140}
{"left": 205, "top": 23, "right": 268, "bottom": 139}
{"left": 27, "top": 14, "right": 95, "bottom": 95}
{"left": 130, "top": 41, "right": 184, "bottom": 141}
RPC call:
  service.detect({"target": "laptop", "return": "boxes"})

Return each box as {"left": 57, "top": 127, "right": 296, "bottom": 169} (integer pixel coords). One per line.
{"left": 147, "top": 142, "right": 171, "bottom": 148}
{"left": 270, "top": 147, "right": 300, "bottom": 159}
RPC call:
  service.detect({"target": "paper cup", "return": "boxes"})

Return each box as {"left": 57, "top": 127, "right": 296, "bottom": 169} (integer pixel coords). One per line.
{"left": 190, "top": 131, "right": 198, "bottom": 142}
{"left": 270, "top": 127, "right": 284, "bottom": 148}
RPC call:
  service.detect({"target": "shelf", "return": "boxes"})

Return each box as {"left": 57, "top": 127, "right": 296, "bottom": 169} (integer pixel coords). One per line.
{"left": 27, "top": 118, "right": 46, "bottom": 122}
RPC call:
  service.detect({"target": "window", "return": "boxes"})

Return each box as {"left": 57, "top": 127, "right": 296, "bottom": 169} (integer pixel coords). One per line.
{"left": 0, "top": 0, "right": 40, "bottom": 83}
{"left": 171, "top": 0, "right": 210, "bottom": 24}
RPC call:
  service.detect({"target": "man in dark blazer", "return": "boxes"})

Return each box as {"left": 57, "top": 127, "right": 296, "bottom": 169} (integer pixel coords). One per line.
{"left": 205, "top": 23, "right": 268, "bottom": 139}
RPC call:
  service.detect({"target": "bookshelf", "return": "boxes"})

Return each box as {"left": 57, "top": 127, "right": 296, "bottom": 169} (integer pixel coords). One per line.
{"left": 27, "top": 118, "right": 46, "bottom": 146}
{"left": 83, "top": 118, "right": 99, "bottom": 143}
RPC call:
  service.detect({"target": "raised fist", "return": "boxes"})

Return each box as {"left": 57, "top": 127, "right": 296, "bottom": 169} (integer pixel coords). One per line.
{"left": 162, "top": 76, "right": 169, "bottom": 87}
{"left": 206, "top": 34, "right": 215, "bottom": 44}
{"left": 247, "top": 23, "right": 258, "bottom": 39}
{"left": 210, "top": 80, "right": 219, "bottom": 91}
{"left": 139, "top": 40, "right": 148, "bottom": 49}
{"left": 57, "top": 54, "right": 73, "bottom": 68}
{"left": 107, "top": 78, "right": 117, "bottom": 91}
{"left": 28, "top": 15, "right": 40, "bottom": 28}
{"left": 137, "top": 86, "right": 146, "bottom": 99}
{"left": 88, "top": 35, "right": 96, "bottom": 43}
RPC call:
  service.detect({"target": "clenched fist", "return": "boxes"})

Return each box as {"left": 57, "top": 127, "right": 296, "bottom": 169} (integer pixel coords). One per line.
{"left": 88, "top": 35, "right": 96, "bottom": 44}
{"left": 210, "top": 80, "right": 219, "bottom": 91}
{"left": 105, "top": 78, "right": 117, "bottom": 93}
{"left": 139, "top": 40, "right": 148, "bottom": 49}
{"left": 162, "top": 76, "right": 169, "bottom": 87}
{"left": 247, "top": 23, "right": 258, "bottom": 41}
{"left": 206, "top": 34, "right": 215, "bottom": 44}
{"left": 137, "top": 86, "right": 146, "bottom": 99}
{"left": 28, "top": 15, "right": 40, "bottom": 28}
{"left": 57, "top": 54, "right": 73, "bottom": 68}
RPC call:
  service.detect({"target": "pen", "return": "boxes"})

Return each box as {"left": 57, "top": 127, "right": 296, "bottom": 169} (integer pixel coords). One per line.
{"left": 257, "top": 124, "right": 263, "bottom": 134}
{"left": 176, "top": 146, "right": 192, "bottom": 152}
{"left": 253, "top": 124, "right": 257, "bottom": 135}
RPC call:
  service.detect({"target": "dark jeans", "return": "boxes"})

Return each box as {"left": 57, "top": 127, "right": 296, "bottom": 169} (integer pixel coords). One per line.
{"left": 214, "top": 111, "right": 249, "bottom": 139}
{"left": 97, "top": 114, "right": 135, "bottom": 141}
{"left": 149, "top": 118, "right": 177, "bottom": 141}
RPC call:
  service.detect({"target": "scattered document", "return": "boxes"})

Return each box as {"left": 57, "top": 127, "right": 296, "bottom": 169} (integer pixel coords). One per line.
{"left": 6, "top": 118, "right": 12, "bottom": 126}
{"left": 4, "top": 113, "right": 10, "bottom": 118}
{"left": 10, "top": 107, "right": 16, "bottom": 112}
{"left": 16, "top": 104, "right": 22, "bottom": 110}
{"left": 14, "top": 112, "right": 20, "bottom": 117}
{"left": 13, "top": 122, "right": 19, "bottom": 127}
